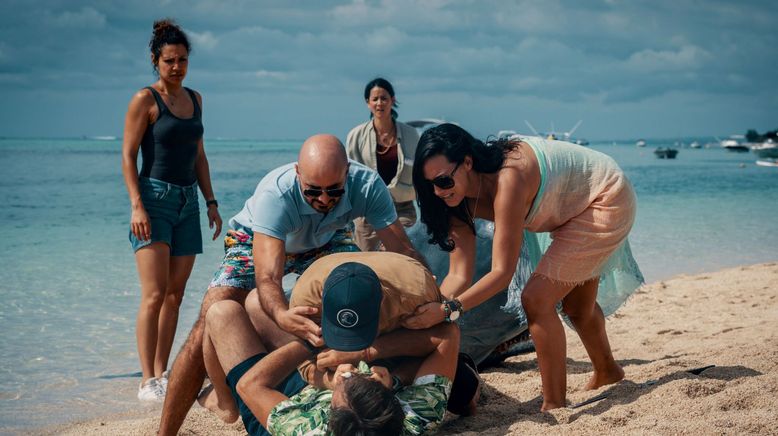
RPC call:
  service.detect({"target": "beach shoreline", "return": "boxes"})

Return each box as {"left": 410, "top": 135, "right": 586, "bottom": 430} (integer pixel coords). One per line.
{"left": 27, "top": 262, "right": 778, "bottom": 435}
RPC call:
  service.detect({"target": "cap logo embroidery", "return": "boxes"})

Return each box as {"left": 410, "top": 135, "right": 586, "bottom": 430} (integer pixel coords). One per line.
{"left": 336, "top": 309, "right": 359, "bottom": 328}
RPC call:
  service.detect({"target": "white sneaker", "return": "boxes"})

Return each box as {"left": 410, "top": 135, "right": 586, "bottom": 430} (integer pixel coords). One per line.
{"left": 137, "top": 377, "right": 165, "bottom": 402}
{"left": 159, "top": 370, "right": 170, "bottom": 391}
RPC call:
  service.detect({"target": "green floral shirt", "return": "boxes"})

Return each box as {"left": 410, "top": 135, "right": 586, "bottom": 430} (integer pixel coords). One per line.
{"left": 266, "top": 361, "right": 451, "bottom": 436}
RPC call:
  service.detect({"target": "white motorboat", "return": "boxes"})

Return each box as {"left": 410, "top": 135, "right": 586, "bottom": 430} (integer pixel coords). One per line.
{"left": 750, "top": 139, "right": 778, "bottom": 159}
{"left": 523, "top": 120, "right": 587, "bottom": 145}
{"left": 405, "top": 118, "right": 454, "bottom": 135}
{"left": 715, "top": 135, "right": 749, "bottom": 152}
{"left": 755, "top": 159, "right": 778, "bottom": 167}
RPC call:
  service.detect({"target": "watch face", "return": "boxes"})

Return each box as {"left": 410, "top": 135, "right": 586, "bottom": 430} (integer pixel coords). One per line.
{"left": 449, "top": 310, "right": 460, "bottom": 321}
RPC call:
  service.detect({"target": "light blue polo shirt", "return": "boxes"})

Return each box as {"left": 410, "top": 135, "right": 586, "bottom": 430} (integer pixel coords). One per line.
{"left": 228, "top": 161, "right": 398, "bottom": 254}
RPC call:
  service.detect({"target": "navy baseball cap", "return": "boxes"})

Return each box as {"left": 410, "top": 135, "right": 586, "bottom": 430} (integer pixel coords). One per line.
{"left": 321, "top": 262, "right": 383, "bottom": 351}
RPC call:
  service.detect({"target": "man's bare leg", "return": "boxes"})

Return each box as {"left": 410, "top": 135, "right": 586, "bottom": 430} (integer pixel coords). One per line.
{"left": 198, "top": 289, "right": 296, "bottom": 419}
{"left": 158, "top": 286, "right": 248, "bottom": 436}
{"left": 201, "top": 325, "right": 240, "bottom": 423}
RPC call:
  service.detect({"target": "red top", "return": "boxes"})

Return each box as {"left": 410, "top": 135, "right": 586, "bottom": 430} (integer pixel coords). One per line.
{"left": 376, "top": 144, "right": 398, "bottom": 186}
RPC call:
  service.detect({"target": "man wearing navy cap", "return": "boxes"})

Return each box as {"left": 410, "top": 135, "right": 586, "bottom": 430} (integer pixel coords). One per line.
{"left": 320, "top": 262, "right": 384, "bottom": 351}
{"left": 200, "top": 260, "right": 459, "bottom": 436}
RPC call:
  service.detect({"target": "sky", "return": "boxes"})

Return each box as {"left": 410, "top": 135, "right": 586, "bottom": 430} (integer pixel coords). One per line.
{"left": 0, "top": 0, "right": 776, "bottom": 141}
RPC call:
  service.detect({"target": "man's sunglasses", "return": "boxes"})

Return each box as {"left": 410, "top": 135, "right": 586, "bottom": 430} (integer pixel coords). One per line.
{"left": 302, "top": 187, "right": 346, "bottom": 198}
{"left": 429, "top": 162, "right": 461, "bottom": 189}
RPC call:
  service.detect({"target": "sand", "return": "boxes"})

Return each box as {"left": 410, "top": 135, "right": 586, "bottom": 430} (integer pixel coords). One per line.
{"left": 44, "top": 262, "right": 778, "bottom": 435}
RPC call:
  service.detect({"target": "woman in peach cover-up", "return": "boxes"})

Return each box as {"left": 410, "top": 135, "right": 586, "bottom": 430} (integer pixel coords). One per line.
{"left": 403, "top": 123, "right": 642, "bottom": 411}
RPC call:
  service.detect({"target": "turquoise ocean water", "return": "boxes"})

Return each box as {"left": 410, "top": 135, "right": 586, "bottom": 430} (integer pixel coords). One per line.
{"left": 0, "top": 137, "right": 776, "bottom": 432}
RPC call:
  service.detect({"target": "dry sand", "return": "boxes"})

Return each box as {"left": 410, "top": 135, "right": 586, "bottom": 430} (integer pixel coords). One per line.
{"left": 44, "top": 262, "right": 778, "bottom": 435}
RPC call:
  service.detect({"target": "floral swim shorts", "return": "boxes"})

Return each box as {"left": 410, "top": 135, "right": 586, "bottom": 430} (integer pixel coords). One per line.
{"left": 208, "top": 228, "right": 360, "bottom": 291}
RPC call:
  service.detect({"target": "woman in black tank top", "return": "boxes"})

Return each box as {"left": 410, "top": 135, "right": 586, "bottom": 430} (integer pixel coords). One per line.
{"left": 120, "top": 19, "right": 222, "bottom": 402}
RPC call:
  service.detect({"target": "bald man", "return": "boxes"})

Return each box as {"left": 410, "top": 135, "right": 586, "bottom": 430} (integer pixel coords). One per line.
{"left": 159, "top": 134, "right": 427, "bottom": 435}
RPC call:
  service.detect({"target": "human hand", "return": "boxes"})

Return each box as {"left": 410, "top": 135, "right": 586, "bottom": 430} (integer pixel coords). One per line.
{"left": 368, "top": 365, "right": 392, "bottom": 389}
{"left": 316, "top": 348, "right": 364, "bottom": 371}
{"left": 207, "top": 207, "right": 222, "bottom": 240}
{"left": 401, "top": 302, "right": 445, "bottom": 329}
{"left": 331, "top": 363, "right": 358, "bottom": 387}
{"left": 276, "top": 306, "right": 324, "bottom": 348}
{"left": 130, "top": 206, "right": 151, "bottom": 241}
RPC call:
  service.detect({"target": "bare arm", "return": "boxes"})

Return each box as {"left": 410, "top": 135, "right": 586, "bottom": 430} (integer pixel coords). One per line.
{"left": 456, "top": 168, "right": 530, "bottom": 312}
{"left": 253, "top": 234, "right": 323, "bottom": 347}
{"left": 235, "top": 341, "right": 312, "bottom": 429}
{"left": 121, "top": 89, "right": 154, "bottom": 242}
{"left": 439, "top": 221, "right": 477, "bottom": 299}
{"left": 308, "top": 323, "right": 458, "bottom": 389}
{"left": 401, "top": 220, "right": 475, "bottom": 329}
{"left": 192, "top": 92, "right": 222, "bottom": 241}
{"left": 376, "top": 220, "right": 430, "bottom": 269}
{"left": 413, "top": 321, "right": 459, "bottom": 380}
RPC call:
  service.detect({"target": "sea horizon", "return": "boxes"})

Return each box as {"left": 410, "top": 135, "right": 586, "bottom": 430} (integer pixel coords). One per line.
{"left": 0, "top": 133, "right": 757, "bottom": 144}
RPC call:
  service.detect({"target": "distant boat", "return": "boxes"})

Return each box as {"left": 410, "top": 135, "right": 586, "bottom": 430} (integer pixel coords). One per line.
{"left": 636, "top": 139, "right": 647, "bottom": 147}
{"left": 496, "top": 130, "right": 522, "bottom": 140}
{"left": 750, "top": 139, "right": 778, "bottom": 159}
{"left": 720, "top": 138, "right": 749, "bottom": 152}
{"left": 755, "top": 159, "right": 778, "bottom": 168}
{"left": 523, "top": 120, "right": 587, "bottom": 145}
{"left": 406, "top": 118, "right": 454, "bottom": 136}
{"left": 654, "top": 147, "right": 678, "bottom": 159}
{"left": 89, "top": 135, "right": 118, "bottom": 141}
{"left": 689, "top": 141, "right": 701, "bottom": 149}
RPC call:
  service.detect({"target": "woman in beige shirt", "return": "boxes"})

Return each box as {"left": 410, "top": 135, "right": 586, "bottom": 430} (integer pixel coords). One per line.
{"left": 346, "top": 78, "right": 420, "bottom": 251}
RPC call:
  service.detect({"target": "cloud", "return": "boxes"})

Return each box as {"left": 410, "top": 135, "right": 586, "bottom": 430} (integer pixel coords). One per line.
{"left": 188, "top": 30, "right": 219, "bottom": 51}
{"left": 0, "top": 0, "right": 776, "bottom": 139}
{"left": 254, "top": 69, "right": 287, "bottom": 80}
{"left": 626, "top": 45, "right": 713, "bottom": 72}
{"left": 363, "top": 26, "right": 408, "bottom": 51}
{"left": 0, "top": 73, "right": 28, "bottom": 85}
{"left": 330, "top": 0, "right": 462, "bottom": 30}
{"left": 43, "top": 6, "right": 106, "bottom": 29}
{"left": 331, "top": 0, "right": 371, "bottom": 21}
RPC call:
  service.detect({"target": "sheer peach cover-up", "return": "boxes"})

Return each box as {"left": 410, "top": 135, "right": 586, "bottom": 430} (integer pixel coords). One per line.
{"left": 497, "top": 136, "right": 645, "bottom": 319}
{"left": 522, "top": 136, "right": 639, "bottom": 285}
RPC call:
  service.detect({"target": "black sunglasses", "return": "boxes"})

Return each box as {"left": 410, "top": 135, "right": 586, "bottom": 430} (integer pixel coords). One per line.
{"left": 303, "top": 187, "right": 346, "bottom": 198}
{"left": 430, "top": 162, "right": 461, "bottom": 189}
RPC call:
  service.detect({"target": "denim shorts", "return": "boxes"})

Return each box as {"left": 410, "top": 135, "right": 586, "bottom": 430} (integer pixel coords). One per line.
{"left": 129, "top": 177, "right": 202, "bottom": 256}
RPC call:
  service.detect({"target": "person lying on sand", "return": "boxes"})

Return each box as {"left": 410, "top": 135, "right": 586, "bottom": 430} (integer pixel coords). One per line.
{"left": 199, "top": 252, "right": 480, "bottom": 424}
{"left": 201, "top": 261, "right": 462, "bottom": 435}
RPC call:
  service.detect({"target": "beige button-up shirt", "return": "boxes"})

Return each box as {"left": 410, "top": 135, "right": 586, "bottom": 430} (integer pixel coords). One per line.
{"left": 290, "top": 251, "right": 442, "bottom": 384}
{"left": 346, "top": 120, "right": 420, "bottom": 203}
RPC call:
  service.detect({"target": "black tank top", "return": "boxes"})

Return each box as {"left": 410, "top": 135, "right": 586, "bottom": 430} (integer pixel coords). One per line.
{"left": 139, "top": 87, "right": 204, "bottom": 186}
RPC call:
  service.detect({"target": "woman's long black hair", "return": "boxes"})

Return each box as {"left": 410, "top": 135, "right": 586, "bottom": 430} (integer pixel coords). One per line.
{"left": 412, "top": 123, "right": 518, "bottom": 251}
